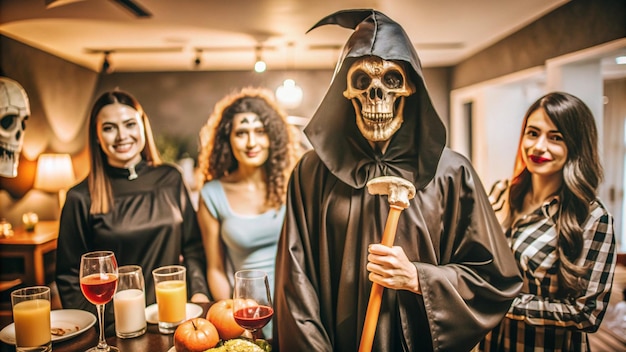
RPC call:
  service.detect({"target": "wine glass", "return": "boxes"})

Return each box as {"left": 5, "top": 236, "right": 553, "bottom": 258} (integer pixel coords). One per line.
{"left": 233, "top": 270, "right": 273, "bottom": 341}
{"left": 80, "top": 250, "right": 119, "bottom": 352}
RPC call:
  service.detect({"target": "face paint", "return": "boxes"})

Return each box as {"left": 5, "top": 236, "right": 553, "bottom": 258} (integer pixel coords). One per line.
{"left": 230, "top": 112, "right": 270, "bottom": 169}
{"left": 343, "top": 56, "right": 415, "bottom": 142}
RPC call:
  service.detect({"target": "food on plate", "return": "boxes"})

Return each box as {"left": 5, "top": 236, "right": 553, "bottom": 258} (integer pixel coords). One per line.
{"left": 173, "top": 318, "right": 219, "bottom": 352}
{"left": 206, "top": 299, "right": 245, "bottom": 340}
{"left": 50, "top": 326, "right": 79, "bottom": 336}
{"left": 205, "top": 338, "right": 271, "bottom": 352}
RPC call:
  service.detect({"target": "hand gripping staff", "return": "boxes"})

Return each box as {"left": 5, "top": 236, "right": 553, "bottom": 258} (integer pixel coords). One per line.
{"left": 358, "top": 176, "right": 416, "bottom": 352}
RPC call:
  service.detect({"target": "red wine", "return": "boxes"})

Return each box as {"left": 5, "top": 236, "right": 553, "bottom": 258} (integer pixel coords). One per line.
{"left": 80, "top": 273, "right": 118, "bottom": 305}
{"left": 234, "top": 305, "right": 274, "bottom": 331}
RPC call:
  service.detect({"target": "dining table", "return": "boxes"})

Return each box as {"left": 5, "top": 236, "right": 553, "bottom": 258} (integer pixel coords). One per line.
{"left": 0, "top": 302, "right": 212, "bottom": 352}
{"left": 0, "top": 221, "right": 59, "bottom": 287}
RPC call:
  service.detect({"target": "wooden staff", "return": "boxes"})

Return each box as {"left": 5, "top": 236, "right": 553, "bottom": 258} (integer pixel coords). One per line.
{"left": 358, "top": 176, "right": 415, "bottom": 352}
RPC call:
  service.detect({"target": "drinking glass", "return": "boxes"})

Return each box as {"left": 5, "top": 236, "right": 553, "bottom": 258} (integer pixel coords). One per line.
{"left": 11, "top": 286, "right": 51, "bottom": 352}
{"left": 152, "top": 265, "right": 187, "bottom": 334}
{"left": 114, "top": 265, "right": 147, "bottom": 338}
{"left": 80, "top": 250, "right": 119, "bottom": 352}
{"left": 233, "top": 270, "right": 273, "bottom": 341}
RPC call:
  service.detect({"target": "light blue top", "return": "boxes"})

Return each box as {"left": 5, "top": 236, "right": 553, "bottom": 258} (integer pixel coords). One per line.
{"left": 200, "top": 180, "right": 284, "bottom": 338}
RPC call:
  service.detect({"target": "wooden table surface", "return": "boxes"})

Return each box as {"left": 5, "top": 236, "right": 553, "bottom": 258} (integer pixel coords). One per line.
{"left": 0, "top": 303, "right": 211, "bottom": 352}
{"left": 0, "top": 221, "right": 59, "bottom": 286}
{"left": 0, "top": 221, "right": 59, "bottom": 246}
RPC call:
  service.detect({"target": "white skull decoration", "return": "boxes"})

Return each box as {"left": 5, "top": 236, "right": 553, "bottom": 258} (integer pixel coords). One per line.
{"left": 0, "top": 77, "right": 30, "bottom": 178}
{"left": 343, "top": 56, "right": 415, "bottom": 142}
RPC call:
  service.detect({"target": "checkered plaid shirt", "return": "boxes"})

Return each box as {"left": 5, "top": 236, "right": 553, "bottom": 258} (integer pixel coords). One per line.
{"left": 481, "top": 197, "right": 616, "bottom": 352}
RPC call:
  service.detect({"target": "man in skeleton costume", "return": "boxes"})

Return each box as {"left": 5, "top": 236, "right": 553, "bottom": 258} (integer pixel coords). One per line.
{"left": 0, "top": 77, "right": 29, "bottom": 178}
{"left": 273, "top": 10, "right": 522, "bottom": 352}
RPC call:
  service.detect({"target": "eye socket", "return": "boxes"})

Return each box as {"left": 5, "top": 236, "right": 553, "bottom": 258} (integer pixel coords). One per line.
{"left": 22, "top": 115, "right": 29, "bottom": 130}
{"left": 1, "top": 114, "right": 17, "bottom": 130}
{"left": 383, "top": 70, "right": 404, "bottom": 89}
{"left": 351, "top": 70, "right": 372, "bottom": 90}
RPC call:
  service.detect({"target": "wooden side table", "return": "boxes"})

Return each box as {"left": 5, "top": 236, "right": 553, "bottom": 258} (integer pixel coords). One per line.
{"left": 0, "top": 220, "right": 59, "bottom": 286}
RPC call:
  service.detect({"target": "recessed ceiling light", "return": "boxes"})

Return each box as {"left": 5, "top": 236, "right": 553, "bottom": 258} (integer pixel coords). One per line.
{"left": 254, "top": 60, "right": 266, "bottom": 73}
{"left": 616, "top": 56, "right": 626, "bottom": 65}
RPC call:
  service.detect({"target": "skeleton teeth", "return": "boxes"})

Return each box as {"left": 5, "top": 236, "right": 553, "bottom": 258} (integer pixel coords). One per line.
{"left": 0, "top": 143, "right": 16, "bottom": 158}
{"left": 0, "top": 147, "right": 15, "bottom": 159}
{"left": 362, "top": 111, "right": 393, "bottom": 123}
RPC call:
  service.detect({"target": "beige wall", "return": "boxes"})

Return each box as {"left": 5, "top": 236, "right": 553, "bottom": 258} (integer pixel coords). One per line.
{"left": 452, "top": 0, "right": 625, "bottom": 89}
{"left": 0, "top": 35, "right": 452, "bottom": 227}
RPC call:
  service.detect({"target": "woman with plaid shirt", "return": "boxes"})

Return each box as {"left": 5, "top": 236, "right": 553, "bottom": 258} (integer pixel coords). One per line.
{"left": 480, "top": 92, "right": 617, "bottom": 351}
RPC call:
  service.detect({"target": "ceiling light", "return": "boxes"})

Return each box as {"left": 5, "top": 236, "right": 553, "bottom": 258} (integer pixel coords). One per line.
{"left": 254, "top": 60, "right": 266, "bottom": 73}
{"left": 276, "top": 79, "right": 303, "bottom": 109}
{"left": 194, "top": 49, "right": 202, "bottom": 68}
{"left": 254, "top": 46, "right": 266, "bottom": 73}
{"left": 275, "top": 42, "right": 302, "bottom": 109}
{"left": 616, "top": 56, "right": 626, "bottom": 65}
{"left": 102, "top": 51, "right": 113, "bottom": 74}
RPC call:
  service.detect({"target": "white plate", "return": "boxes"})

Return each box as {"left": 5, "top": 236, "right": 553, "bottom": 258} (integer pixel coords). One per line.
{"left": 168, "top": 347, "right": 175, "bottom": 352}
{"left": 145, "top": 303, "right": 203, "bottom": 324}
{"left": 0, "top": 309, "right": 96, "bottom": 345}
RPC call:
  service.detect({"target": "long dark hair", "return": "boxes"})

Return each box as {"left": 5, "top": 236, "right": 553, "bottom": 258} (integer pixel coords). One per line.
{"left": 508, "top": 92, "right": 602, "bottom": 297}
{"left": 87, "top": 90, "right": 161, "bottom": 214}
{"left": 198, "top": 87, "right": 298, "bottom": 209}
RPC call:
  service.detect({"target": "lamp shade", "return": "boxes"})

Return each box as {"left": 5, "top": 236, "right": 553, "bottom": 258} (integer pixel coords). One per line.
{"left": 34, "top": 153, "right": 76, "bottom": 192}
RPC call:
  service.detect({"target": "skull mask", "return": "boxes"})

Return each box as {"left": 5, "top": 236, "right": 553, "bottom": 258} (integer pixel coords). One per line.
{"left": 343, "top": 56, "right": 415, "bottom": 142}
{"left": 0, "top": 77, "right": 30, "bottom": 178}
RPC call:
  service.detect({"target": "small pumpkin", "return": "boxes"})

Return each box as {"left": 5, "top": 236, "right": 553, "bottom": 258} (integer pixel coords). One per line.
{"left": 174, "top": 318, "right": 219, "bottom": 352}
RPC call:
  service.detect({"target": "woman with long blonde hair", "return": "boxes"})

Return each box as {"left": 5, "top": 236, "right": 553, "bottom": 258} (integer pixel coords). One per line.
{"left": 56, "top": 90, "right": 210, "bottom": 333}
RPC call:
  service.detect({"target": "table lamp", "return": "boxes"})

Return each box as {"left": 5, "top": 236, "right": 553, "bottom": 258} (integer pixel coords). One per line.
{"left": 34, "top": 153, "right": 76, "bottom": 209}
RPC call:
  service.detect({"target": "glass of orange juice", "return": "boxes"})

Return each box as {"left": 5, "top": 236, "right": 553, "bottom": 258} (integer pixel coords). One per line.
{"left": 11, "top": 286, "right": 51, "bottom": 352}
{"left": 152, "top": 265, "right": 187, "bottom": 334}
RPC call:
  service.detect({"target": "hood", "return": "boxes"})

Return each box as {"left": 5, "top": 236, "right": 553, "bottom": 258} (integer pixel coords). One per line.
{"left": 304, "top": 9, "right": 447, "bottom": 190}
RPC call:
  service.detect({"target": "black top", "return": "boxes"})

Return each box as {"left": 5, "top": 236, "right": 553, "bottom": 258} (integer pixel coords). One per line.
{"left": 55, "top": 161, "right": 208, "bottom": 333}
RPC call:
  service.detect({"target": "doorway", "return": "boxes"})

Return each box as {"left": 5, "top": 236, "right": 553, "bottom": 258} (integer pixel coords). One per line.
{"left": 604, "top": 78, "right": 626, "bottom": 251}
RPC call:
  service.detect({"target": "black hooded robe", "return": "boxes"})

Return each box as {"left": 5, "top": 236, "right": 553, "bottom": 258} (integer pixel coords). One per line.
{"left": 272, "top": 9, "right": 522, "bottom": 352}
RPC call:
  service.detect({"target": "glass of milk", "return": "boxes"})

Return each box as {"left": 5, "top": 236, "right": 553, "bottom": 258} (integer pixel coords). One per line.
{"left": 114, "top": 265, "right": 147, "bottom": 338}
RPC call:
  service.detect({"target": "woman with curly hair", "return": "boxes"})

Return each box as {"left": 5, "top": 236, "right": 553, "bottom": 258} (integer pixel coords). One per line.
{"left": 196, "top": 87, "right": 300, "bottom": 336}
{"left": 481, "top": 92, "right": 617, "bottom": 351}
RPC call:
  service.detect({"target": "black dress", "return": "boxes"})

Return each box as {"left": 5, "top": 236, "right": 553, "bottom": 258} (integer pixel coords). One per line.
{"left": 55, "top": 161, "right": 209, "bottom": 333}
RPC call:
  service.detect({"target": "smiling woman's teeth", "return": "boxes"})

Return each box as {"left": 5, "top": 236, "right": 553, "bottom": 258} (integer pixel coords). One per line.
{"left": 115, "top": 144, "right": 132, "bottom": 152}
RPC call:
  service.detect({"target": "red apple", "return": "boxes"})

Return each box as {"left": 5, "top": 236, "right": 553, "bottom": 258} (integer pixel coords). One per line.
{"left": 174, "top": 318, "right": 219, "bottom": 352}
{"left": 206, "top": 299, "right": 245, "bottom": 340}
